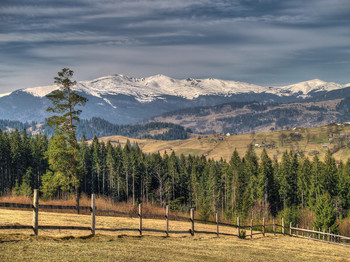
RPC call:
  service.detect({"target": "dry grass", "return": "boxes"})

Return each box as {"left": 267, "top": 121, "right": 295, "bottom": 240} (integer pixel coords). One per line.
{"left": 339, "top": 219, "right": 350, "bottom": 237}
{"left": 96, "top": 125, "right": 350, "bottom": 162}
{"left": 0, "top": 209, "right": 349, "bottom": 262}
{"left": 0, "top": 194, "right": 188, "bottom": 220}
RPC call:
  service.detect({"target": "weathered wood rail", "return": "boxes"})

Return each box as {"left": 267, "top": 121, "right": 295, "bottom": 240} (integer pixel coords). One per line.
{"left": 0, "top": 190, "right": 349, "bottom": 246}
{"left": 290, "top": 225, "right": 350, "bottom": 246}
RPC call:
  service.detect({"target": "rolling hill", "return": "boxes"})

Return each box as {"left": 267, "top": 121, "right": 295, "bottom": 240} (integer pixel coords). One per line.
{"left": 96, "top": 123, "right": 350, "bottom": 162}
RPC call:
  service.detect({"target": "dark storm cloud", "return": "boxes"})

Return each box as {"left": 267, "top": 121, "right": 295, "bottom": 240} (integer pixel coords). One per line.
{"left": 0, "top": 0, "right": 349, "bottom": 92}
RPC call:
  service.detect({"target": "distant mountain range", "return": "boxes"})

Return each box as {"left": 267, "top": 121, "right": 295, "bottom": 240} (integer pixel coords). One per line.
{"left": 0, "top": 74, "right": 350, "bottom": 133}
{"left": 0, "top": 117, "right": 189, "bottom": 141}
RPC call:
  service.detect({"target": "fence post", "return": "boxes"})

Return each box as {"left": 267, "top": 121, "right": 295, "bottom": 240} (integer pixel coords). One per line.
{"left": 296, "top": 224, "right": 299, "bottom": 236}
{"left": 237, "top": 217, "right": 240, "bottom": 237}
{"left": 328, "top": 227, "right": 331, "bottom": 242}
{"left": 91, "top": 194, "right": 95, "bottom": 236}
{"left": 282, "top": 218, "right": 285, "bottom": 235}
{"left": 139, "top": 203, "right": 143, "bottom": 236}
{"left": 323, "top": 229, "right": 325, "bottom": 240}
{"left": 250, "top": 219, "right": 253, "bottom": 239}
{"left": 290, "top": 222, "right": 292, "bottom": 235}
{"left": 262, "top": 217, "right": 265, "bottom": 237}
{"left": 32, "top": 189, "right": 39, "bottom": 236}
{"left": 273, "top": 218, "right": 276, "bottom": 235}
{"left": 216, "top": 213, "right": 219, "bottom": 237}
{"left": 318, "top": 228, "right": 321, "bottom": 240}
{"left": 190, "top": 208, "right": 195, "bottom": 236}
{"left": 166, "top": 205, "right": 169, "bottom": 237}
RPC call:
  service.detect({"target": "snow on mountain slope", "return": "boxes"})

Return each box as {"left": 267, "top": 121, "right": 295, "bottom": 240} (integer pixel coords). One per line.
{"left": 4, "top": 75, "right": 348, "bottom": 103}
{"left": 23, "top": 85, "right": 59, "bottom": 97}
{"left": 278, "top": 79, "right": 345, "bottom": 94}
{"left": 0, "top": 92, "right": 11, "bottom": 98}
{"left": 74, "top": 74, "right": 281, "bottom": 102}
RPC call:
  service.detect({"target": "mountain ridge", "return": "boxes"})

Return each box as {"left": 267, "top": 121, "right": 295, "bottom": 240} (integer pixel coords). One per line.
{"left": 2, "top": 74, "right": 348, "bottom": 102}
{"left": 0, "top": 74, "right": 349, "bottom": 126}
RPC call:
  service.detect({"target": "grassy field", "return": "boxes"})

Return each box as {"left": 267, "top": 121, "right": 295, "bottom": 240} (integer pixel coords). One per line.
{"left": 96, "top": 124, "right": 350, "bottom": 162}
{"left": 0, "top": 209, "right": 349, "bottom": 261}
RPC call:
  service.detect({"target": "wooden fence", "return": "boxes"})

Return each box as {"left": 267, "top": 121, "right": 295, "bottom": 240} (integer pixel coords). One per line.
{"left": 289, "top": 224, "right": 350, "bottom": 246}
{"left": 0, "top": 190, "right": 349, "bottom": 246}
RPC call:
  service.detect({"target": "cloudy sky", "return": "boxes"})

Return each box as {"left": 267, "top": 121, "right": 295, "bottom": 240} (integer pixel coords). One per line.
{"left": 1, "top": 0, "right": 349, "bottom": 93}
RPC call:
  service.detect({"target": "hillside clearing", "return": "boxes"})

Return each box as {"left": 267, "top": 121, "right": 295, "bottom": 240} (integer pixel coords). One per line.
{"left": 0, "top": 209, "right": 349, "bottom": 261}
{"left": 96, "top": 124, "right": 350, "bottom": 162}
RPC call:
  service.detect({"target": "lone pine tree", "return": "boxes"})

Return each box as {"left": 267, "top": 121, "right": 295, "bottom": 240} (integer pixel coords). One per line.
{"left": 42, "top": 68, "right": 87, "bottom": 212}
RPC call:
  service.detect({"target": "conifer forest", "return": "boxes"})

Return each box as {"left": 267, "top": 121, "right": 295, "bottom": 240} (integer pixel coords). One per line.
{"left": 1, "top": 128, "right": 349, "bottom": 233}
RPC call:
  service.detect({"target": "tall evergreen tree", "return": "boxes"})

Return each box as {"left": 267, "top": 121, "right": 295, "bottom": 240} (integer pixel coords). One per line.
{"left": 297, "top": 157, "right": 312, "bottom": 208}
{"left": 258, "top": 149, "right": 276, "bottom": 215}
{"left": 229, "top": 149, "right": 244, "bottom": 216}
{"left": 43, "top": 68, "right": 87, "bottom": 211}
{"left": 313, "top": 193, "right": 339, "bottom": 233}
{"left": 242, "top": 146, "right": 259, "bottom": 216}
{"left": 322, "top": 150, "right": 338, "bottom": 197}
{"left": 309, "top": 155, "right": 324, "bottom": 207}
{"left": 338, "top": 160, "right": 350, "bottom": 216}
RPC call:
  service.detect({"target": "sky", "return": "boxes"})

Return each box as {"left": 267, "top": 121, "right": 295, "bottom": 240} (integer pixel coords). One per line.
{"left": 1, "top": 0, "right": 350, "bottom": 94}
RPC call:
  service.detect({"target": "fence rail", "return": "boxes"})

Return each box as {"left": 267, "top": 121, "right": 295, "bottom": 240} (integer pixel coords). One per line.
{"left": 290, "top": 226, "right": 350, "bottom": 246}
{"left": 0, "top": 202, "right": 33, "bottom": 209}
{"left": 0, "top": 189, "right": 349, "bottom": 247}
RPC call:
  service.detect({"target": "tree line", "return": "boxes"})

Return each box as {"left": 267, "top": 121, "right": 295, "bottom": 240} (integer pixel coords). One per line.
{"left": 0, "top": 117, "right": 189, "bottom": 141}
{"left": 1, "top": 128, "right": 349, "bottom": 232}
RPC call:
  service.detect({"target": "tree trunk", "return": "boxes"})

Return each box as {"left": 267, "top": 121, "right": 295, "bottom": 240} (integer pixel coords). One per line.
{"left": 301, "top": 190, "right": 304, "bottom": 208}
{"left": 76, "top": 187, "right": 80, "bottom": 214}
{"left": 117, "top": 173, "right": 120, "bottom": 201}
{"left": 132, "top": 172, "right": 135, "bottom": 205}
{"left": 126, "top": 171, "right": 129, "bottom": 202}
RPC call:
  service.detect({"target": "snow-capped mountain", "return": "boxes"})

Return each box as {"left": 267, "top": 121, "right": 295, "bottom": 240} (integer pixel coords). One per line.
{"left": 0, "top": 74, "right": 349, "bottom": 124}
{"left": 20, "top": 75, "right": 347, "bottom": 102}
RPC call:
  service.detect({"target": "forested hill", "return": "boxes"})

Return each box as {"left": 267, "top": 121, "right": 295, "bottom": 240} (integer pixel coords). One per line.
{"left": 150, "top": 99, "right": 343, "bottom": 134}
{"left": 1, "top": 129, "right": 349, "bottom": 235}
{"left": 0, "top": 118, "right": 190, "bottom": 141}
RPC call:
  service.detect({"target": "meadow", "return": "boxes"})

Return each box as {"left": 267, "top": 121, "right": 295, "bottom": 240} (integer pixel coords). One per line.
{"left": 97, "top": 124, "right": 350, "bottom": 162}
{"left": 0, "top": 207, "right": 349, "bottom": 261}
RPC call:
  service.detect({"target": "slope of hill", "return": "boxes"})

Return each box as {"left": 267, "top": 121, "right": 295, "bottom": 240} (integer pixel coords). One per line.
{"left": 150, "top": 99, "right": 342, "bottom": 134}
{"left": 0, "top": 74, "right": 348, "bottom": 125}
{"left": 97, "top": 123, "right": 350, "bottom": 162}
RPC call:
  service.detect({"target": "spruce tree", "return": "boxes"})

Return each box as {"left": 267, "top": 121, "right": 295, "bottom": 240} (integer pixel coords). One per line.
{"left": 339, "top": 160, "right": 350, "bottom": 215}
{"left": 313, "top": 193, "right": 339, "bottom": 233}
{"left": 258, "top": 149, "right": 276, "bottom": 215}
{"left": 78, "top": 135, "right": 91, "bottom": 195}
{"left": 43, "top": 68, "right": 87, "bottom": 211}
{"left": 309, "top": 155, "right": 324, "bottom": 207}
{"left": 229, "top": 149, "right": 244, "bottom": 216}
{"left": 322, "top": 150, "right": 338, "bottom": 197}
{"left": 297, "top": 157, "right": 312, "bottom": 208}
{"left": 242, "top": 146, "right": 258, "bottom": 216}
